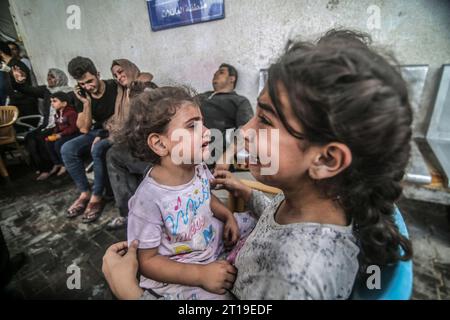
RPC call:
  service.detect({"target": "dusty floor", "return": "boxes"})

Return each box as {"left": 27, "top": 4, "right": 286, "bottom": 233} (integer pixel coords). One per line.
{"left": 0, "top": 161, "right": 449, "bottom": 300}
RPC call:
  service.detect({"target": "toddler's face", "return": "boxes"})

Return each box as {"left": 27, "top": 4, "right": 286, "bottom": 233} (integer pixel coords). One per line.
{"left": 164, "top": 103, "right": 211, "bottom": 165}
{"left": 241, "top": 85, "right": 319, "bottom": 189}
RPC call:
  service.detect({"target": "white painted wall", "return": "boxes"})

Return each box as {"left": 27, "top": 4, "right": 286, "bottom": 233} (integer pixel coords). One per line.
{"left": 8, "top": 0, "right": 450, "bottom": 134}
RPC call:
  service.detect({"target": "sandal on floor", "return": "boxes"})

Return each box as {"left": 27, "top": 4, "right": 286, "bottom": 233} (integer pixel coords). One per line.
{"left": 106, "top": 216, "right": 127, "bottom": 230}
{"left": 67, "top": 197, "right": 90, "bottom": 218}
{"left": 82, "top": 201, "right": 105, "bottom": 223}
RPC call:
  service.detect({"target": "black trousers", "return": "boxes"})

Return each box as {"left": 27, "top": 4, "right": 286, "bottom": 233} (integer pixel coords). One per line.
{"left": 24, "top": 128, "right": 53, "bottom": 172}
{"left": 106, "top": 143, "right": 150, "bottom": 217}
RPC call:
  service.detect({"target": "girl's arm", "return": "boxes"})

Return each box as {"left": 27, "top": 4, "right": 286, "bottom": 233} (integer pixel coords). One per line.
{"left": 210, "top": 194, "right": 240, "bottom": 247}
{"left": 138, "top": 248, "right": 237, "bottom": 295}
{"left": 210, "top": 193, "right": 233, "bottom": 222}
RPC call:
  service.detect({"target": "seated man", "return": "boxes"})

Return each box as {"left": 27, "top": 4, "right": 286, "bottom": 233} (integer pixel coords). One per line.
{"left": 195, "top": 63, "right": 253, "bottom": 163}
{"left": 61, "top": 56, "right": 117, "bottom": 223}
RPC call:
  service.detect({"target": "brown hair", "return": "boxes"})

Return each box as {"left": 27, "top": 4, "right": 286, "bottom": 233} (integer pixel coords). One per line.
{"left": 268, "top": 29, "right": 413, "bottom": 268}
{"left": 115, "top": 86, "right": 197, "bottom": 164}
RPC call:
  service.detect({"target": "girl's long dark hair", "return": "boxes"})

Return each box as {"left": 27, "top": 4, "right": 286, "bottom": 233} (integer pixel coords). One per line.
{"left": 268, "top": 29, "right": 413, "bottom": 268}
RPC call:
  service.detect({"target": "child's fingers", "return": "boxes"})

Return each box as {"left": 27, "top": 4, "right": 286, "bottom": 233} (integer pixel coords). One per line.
{"left": 213, "top": 170, "right": 230, "bottom": 179}
{"left": 224, "top": 272, "right": 236, "bottom": 284}
{"left": 107, "top": 241, "right": 128, "bottom": 254}
{"left": 212, "top": 178, "right": 227, "bottom": 185}
{"left": 232, "top": 229, "right": 240, "bottom": 244}
{"left": 226, "top": 264, "right": 237, "bottom": 275}
{"left": 117, "top": 249, "right": 128, "bottom": 256}
{"left": 224, "top": 225, "right": 231, "bottom": 242}
{"left": 223, "top": 280, "right": 234, "bottom": 290}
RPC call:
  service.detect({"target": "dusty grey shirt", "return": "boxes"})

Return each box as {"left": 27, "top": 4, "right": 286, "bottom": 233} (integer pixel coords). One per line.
{"left": 231, "top": 191, "right": 360, "bottom": 300}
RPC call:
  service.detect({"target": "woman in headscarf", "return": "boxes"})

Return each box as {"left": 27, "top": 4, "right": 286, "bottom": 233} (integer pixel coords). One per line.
{"left": 12, "top": 67, "right": 77, "bottom": 180}
{"left": 105, "top": 59, "right": 143, "bottom": 138}
{"left": 102, "top": 60, "right": 157, "bottom": 229}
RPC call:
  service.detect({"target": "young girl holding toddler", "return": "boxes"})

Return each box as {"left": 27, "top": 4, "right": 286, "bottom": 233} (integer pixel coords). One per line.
{"left": 103, "top": 29, "right": 413, "bottom": 300}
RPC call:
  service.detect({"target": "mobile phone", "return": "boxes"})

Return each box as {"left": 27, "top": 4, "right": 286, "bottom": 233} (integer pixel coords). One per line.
{"left": 78, "top": 87, "right": 87, "bottom": 98}
{"left": 76, "top": 85, "right": 87, "bottom": 98}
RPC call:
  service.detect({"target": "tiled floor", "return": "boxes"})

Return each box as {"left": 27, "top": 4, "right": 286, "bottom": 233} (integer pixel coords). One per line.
{"left": 0, "top": 162, "right": 449, "bottom": 299}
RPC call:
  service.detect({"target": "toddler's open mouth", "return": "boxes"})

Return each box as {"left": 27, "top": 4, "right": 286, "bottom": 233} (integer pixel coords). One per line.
{"left": 201, "top": 141, "right": 210, "bottom": 148}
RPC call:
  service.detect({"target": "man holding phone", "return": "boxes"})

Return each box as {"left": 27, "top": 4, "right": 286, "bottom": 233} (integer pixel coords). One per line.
{"left": 61, "top": 56, "right": 117, "bottom": 223}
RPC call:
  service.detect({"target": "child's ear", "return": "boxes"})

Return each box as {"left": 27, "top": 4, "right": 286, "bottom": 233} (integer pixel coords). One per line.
{"left": 147, "top": 133, "right": 168, "bottom": 157}
{"left": 308, "top": 143, "right": 352, "bottom": 180}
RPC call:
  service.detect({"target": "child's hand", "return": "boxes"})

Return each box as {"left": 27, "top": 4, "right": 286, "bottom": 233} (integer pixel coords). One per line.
{"left": 212, "top": 170, "right": 252, "bottom": 202}
{"left": 200, "top": 260, "right": 237, "bottom": 294}
{"left": 46, "top": 134, "right": 59, "bottom": 142}
{"left": 223, "top": 214, "right": 240, "bottom": 248}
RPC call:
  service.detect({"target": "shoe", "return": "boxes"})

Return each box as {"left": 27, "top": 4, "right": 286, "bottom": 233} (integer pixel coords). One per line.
{"left": 106, "top": 217, "right": 127, "bottom": 230}
{"left": 82, "top": 200, "right": 105, "bottom": 223}
{"left": 67, "top": 197, "right": 90, "bottom": 218}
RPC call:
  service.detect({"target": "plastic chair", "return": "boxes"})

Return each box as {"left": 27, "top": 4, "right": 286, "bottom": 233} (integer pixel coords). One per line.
{"left": 227, "top": 179, "right": 413, "bottom": 300}
{"left": 351, "top": 206, "right": 413, "bottom": 300}
{"left": 0, "top": 106, "right": 29, "bottom": 180}
{"left": 15, "top": 114, "right": 44, "bottom": 142}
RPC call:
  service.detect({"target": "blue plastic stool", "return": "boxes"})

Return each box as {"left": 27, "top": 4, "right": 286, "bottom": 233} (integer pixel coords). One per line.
{"left": 351, "top": 206, "right": 413, "bottom": 300}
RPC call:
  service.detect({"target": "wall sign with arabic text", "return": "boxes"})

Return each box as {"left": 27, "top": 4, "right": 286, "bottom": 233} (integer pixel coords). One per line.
{"left": 147, "top": 0, "right": 225, "bottom": 31}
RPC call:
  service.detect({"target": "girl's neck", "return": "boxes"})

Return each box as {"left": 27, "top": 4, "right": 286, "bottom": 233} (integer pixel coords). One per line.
{"left": 150, "top": 158, "right": 196, "bottom": 187}
{"left": 277, "top": 183, "right": 348, "bottom": 226}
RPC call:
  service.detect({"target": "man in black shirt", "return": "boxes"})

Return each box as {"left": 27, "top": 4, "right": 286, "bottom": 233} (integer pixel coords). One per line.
{"left": 196, "top": 63, "right": 253, "bottom": 164}
{"left": 61, "top": 56, "right": 117, "bottom": 223}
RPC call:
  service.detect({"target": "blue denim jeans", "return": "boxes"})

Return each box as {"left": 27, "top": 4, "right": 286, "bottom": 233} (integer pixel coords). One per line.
{"left": 46, "top": 133, "right": 80, "bottom": 166}
{"left": 61, "top": 129, "right": 112, "bottom": 196}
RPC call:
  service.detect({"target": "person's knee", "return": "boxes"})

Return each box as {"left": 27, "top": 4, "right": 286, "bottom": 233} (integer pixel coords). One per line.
{"left": 92, "top": 140, "right": 109, "bottom": 160}
{"left": 55, "top": 139, "right": 65, "bottom": 151}
{"left": 61, "top": 139, "right": 79, "bottom": 160}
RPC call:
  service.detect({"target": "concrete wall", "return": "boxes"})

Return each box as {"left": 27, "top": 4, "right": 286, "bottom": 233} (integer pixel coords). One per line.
{"left": 8, "top": 0, "right": 450, "bottom": 136}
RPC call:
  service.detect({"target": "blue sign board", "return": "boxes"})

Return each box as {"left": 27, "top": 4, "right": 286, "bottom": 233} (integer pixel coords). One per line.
{"left": 147, "top": 0, "right": 225, "bottom": 31}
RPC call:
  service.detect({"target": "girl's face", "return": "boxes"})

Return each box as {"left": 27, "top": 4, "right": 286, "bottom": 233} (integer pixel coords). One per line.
{"left": 47, "top": 72, "right": 57, "bottom": 88}
{"left": 112, "top": 65, "right": 128, "bottom": 87}
{"left": 163, "top": 103, "right": 210, "bottom": 165}
{"left": 241, "top": 85, "right": 319, "bottom": 190}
